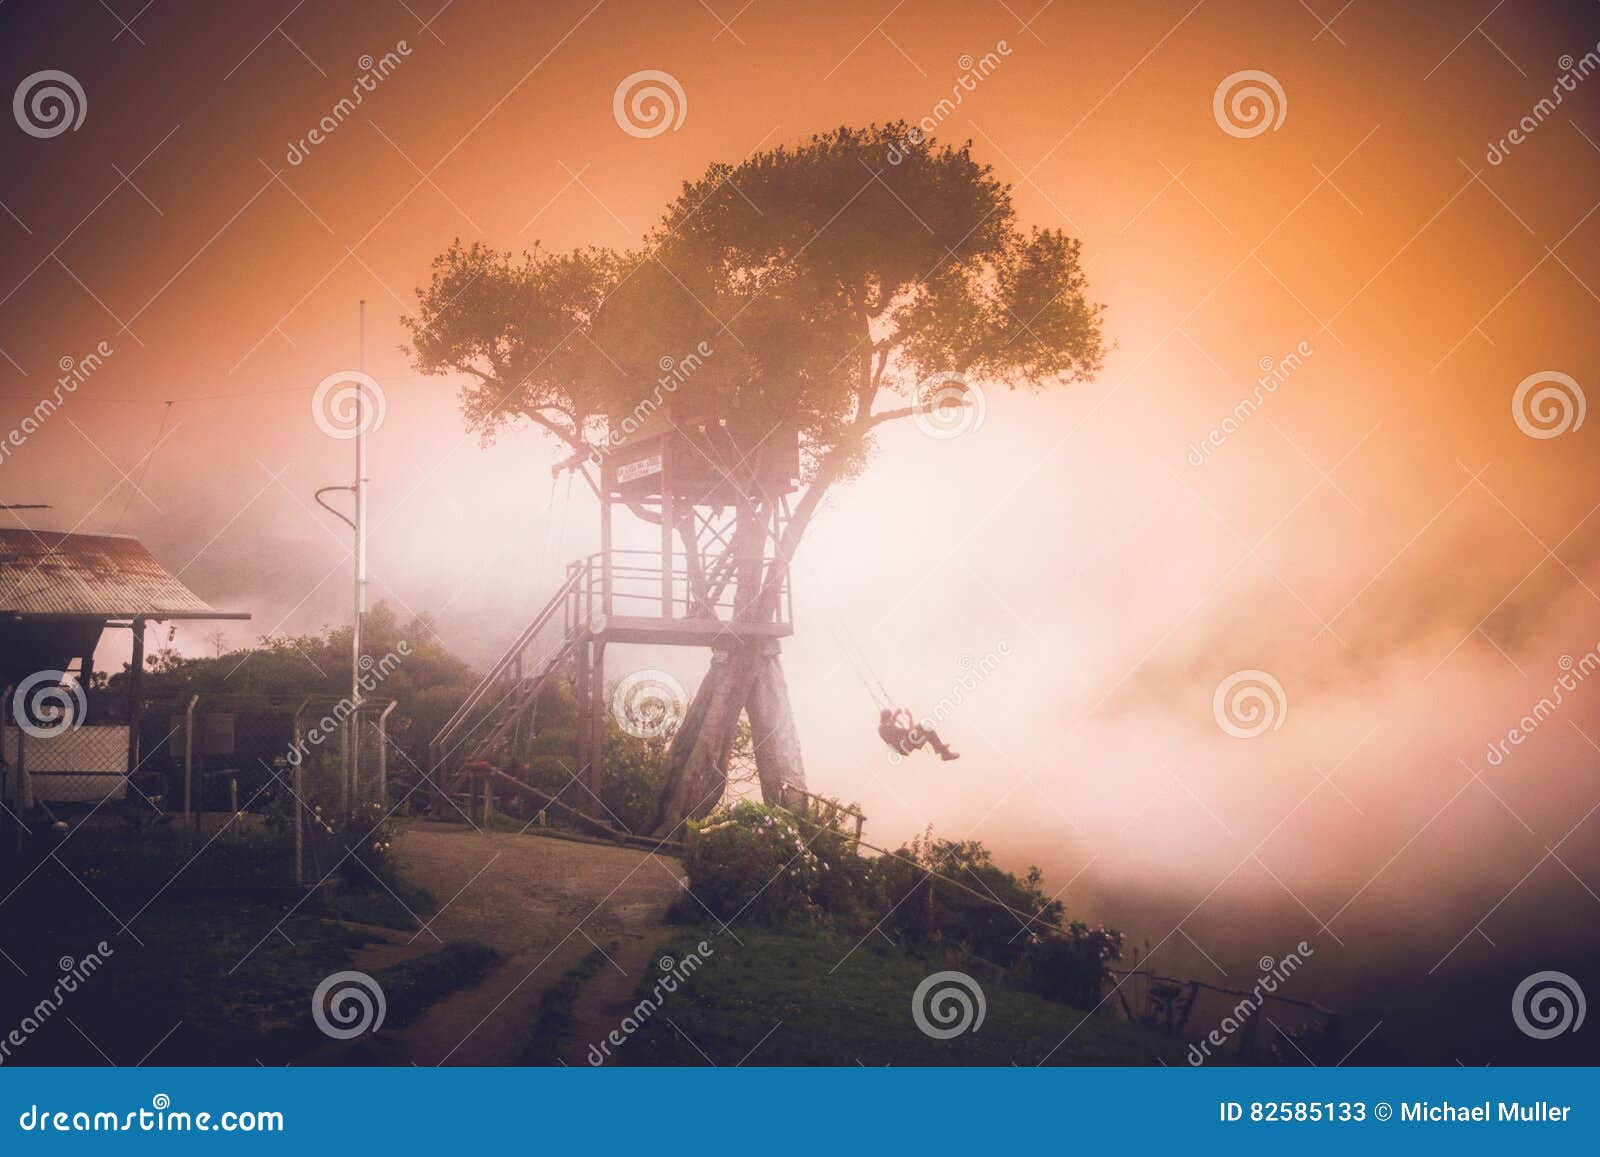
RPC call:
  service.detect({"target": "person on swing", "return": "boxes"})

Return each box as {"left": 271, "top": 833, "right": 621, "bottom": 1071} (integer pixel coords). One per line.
{"left": 878, "top": 708, "right": 959, "bottom": 761}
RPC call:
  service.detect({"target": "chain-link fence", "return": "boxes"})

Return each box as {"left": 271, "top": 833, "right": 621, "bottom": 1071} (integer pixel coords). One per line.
{"left": 274, "top": 695, "right": 394, "bottom": 886}
{"left": 2, "top": 688, "right": 399, "bottom": 888}
{"left": 2, "top": 722, "right": 130, "bottom": 808}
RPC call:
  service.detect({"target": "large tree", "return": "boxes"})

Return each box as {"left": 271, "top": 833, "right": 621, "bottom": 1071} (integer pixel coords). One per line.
{"left": 407, "top": 124, "right": 1106, "bottom": 835}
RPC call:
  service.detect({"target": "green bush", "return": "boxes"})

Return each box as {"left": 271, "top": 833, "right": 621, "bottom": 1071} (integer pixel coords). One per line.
{"left": 682, "top": 798, "right": 879, "bottom": 927}
{"left": 870, "top": 829, "right": 1124, "bottom": 1006}
{"left": 601, "top": 731, "right": 668, "bottom": 832}
{"left": 875, "top": 830, "right": 1065, "bottom": 967}
{"left": 1014, "top": 921, "right": 1124, "bottom": 1009}
{"left": 786, "top": 797, "right": 880, "bottom": 923}
{"left": 500, "top": 676, "right": 666, "bottom": 834}
{"left": 683, "top": 802, "right": 826, "bottom": 925}
{"left": 685, "top": 807, "right": 1123, "bottom": 1011}
{"left": 288, "top": 798, "right": 399, "bottom": 886}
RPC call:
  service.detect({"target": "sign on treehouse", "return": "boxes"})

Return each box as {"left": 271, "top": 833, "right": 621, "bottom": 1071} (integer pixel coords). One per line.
{"left": 615, "top": 454, "right": 663, "bottom": 485}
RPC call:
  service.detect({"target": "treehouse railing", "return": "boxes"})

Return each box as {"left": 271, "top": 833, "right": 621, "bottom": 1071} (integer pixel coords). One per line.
{"left": 569, "top": 549, "right": 791, "bottom": 627}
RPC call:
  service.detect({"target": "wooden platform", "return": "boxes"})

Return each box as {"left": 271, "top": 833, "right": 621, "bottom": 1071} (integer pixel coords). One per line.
{"left": 591, "top": 614, "right": 793, "bottom": 645}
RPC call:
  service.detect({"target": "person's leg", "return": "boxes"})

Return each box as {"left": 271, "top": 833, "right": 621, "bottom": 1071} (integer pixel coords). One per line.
{"left": 923, "top": 729, "right": 957, "bottom": 758}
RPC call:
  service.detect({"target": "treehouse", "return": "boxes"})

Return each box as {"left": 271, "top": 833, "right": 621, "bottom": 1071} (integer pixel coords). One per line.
{"left": 430, "top": 400, "right": 802, "bottom": 821}
{"left": 593, "top": 401, "right": 798, "bottom": 642}
{"left": 600, "top": 401, "right": 800, "bottom": 507}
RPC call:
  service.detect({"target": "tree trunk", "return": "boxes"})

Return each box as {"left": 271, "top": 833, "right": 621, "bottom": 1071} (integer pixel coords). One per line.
{"left": 746, "top": 641, "right": 805, "bottom": 805}
{"left": 645, "top": 640, "right": 805, "bottom": 836}
{"left": 645, "top": 645, "right": 756, "bottom": 836}
{"left": 647, "top": 475, "right": 833, "bottom": 836}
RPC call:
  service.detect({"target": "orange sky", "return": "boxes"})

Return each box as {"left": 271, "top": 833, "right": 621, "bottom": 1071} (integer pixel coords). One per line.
{"left": 3, "top": 0, "right": 1599, "bottom": 991}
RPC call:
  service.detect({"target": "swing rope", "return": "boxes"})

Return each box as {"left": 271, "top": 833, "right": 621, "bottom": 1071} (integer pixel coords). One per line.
{"left": 837, "top": 632, "right": 895, "bottom": 713}
{"left": 538, "top": 466, "right": 577, "bottom": 572}
{"left": 554, "top": 469, "right": 574, "bottom": 558}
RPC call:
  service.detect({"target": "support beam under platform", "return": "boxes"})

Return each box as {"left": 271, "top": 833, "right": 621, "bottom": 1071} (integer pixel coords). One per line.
{"left": 593, "top": 615, "right": 792, "bottom": 646}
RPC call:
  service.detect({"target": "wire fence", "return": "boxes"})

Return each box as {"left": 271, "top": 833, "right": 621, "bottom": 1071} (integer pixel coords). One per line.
{"left": 1104, "top": 966, "right": 1351, "bottom": 1064}
{"left": 3, "top": 723, "right": 130, "bottom": 807}
{"left": 2, "top": 689, "right": 400, "bottom": 888}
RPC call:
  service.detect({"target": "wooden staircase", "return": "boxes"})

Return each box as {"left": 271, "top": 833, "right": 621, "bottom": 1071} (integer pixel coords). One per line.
{"left": 429, "top": 546, "right": 794, "bottom": 829}
{"left": 427, "top": 567, "right": 584, "bottom": 812}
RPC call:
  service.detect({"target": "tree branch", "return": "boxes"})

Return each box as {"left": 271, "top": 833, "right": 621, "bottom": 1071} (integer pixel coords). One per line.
{"left": 524, "top": 409, "right": 588, "bottom": 455}
{"left": 865, "top": 405, "right": 917, "bottom": 427}
{"left": 626, "top": 501, "right": 664, "bottom": 526}
{"left": 523, "top": 409, "right": 601, "bottom": 497}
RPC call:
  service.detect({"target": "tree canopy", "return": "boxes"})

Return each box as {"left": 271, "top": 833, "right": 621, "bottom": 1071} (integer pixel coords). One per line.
{"left": 406, "top": 123, "right": 1106, "bottom": 505}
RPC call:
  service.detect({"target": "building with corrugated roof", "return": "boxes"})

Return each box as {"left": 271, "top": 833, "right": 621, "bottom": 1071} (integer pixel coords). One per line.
{"left": 0, "top": 530, "right": 247, "bottom": 809}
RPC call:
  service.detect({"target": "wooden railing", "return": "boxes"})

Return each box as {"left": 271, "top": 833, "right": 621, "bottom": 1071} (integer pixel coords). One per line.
{"left": 778, "top": 781, "right": 866, "bottom": 841}
{"left": 570, "top": 549, "right": 791, "bottom": 627}
{"left": 1105, "top": 964, "right": 1345, "bottom": 1060}
{"left": 428, "top": 567, "right": 584, "bottom": 776}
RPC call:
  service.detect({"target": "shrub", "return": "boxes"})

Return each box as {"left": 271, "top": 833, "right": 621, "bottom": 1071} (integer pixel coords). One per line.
{"left": 600, "top": 730, "right": 667, "bottom": 832}
{"left": 687, "top": 810, "right": 1122, "bottom": 1011}
{"left": 683, "top": 802, "right": 825, "bottom": 925}
{"left": 683, "top": 797, "right": 882, "bottom": 927}
{"left": 500, "top": 676, "right": 666, "bottom": 834}
{"left": 333, "top": 799, "right": 401, "bottom": 887}
{"left": 874, "top": 829, "right": 1063, "bottom": 967}
{"left": 1014, "top": 921, "right": 1124, "bottom": 1009}
{"left": 785, "top": 797, "right": 880, "bottom": 923}
{"left": 274, "top": 790, "right": 407, "bottom": 892}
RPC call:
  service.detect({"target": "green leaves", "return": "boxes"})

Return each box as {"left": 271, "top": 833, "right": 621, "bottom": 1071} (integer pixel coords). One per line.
{"left": 407, "top": 123, "right": 1107, "bottom": 480}
{"left": 404, "top": 241, "right": 621, "bottom": 446}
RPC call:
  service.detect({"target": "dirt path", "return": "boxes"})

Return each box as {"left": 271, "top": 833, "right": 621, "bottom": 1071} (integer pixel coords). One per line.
{"left": 357, "top": 821, "right": 684, "bottom": 1066}
{"left": 556, "top": 926, "right": 680, "bottom": 1066}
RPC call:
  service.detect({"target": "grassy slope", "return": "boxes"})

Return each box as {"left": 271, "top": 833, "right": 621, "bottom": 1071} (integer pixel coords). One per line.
{"left": 617, "top": 928, "right": 1189, "bottom": 1066}
{"left": 0, "top": 824, "right": 488, "bottom": 1066}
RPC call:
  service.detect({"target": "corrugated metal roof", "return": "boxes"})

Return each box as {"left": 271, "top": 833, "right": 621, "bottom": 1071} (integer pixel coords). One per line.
{"left": 0, "top": 530, "right": 221, "bottom": 617}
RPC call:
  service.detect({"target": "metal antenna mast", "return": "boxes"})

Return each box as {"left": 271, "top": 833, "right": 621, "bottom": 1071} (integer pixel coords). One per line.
{"left": 312, "top": 304, "right": 371, "bottom": 807}
{"left": 352, "top": 300, "right": 367, "bottom": 795}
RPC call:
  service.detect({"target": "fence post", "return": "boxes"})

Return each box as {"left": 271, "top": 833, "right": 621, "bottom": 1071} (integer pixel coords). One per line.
{"left": 292, "top": 699, "right": 308, "bottom": 889}
{"left": 427, "top": 740, "right": 440, "bottom": 816}
{"left": 126, "top": 618, "right": 145, "bottom": 777}
{"left": 350, "top": 706, "right": 361, "bottom": 809}
{"left": 183, "top": 693, "right": 198, "bottom": 826}
{"left": 292, "top": 757, "right": 304, "bottom": 888}
{"left": 0, "top": 685, "right": 10, "bottom": 855}
{"left": 1174, "top": 980, "right": 1201, "bottom": 1036}
{"left": 338, "top": 723, "right": 350, "bottom": 815}
{"left": 1236, "top": 1004, "right": 1262, "bottom": 1061}
{"left": 378, "top": 700, "right": 395, "bottom": 803}
{"left": 17, "top": 715, "right": 28, "bottom": 814}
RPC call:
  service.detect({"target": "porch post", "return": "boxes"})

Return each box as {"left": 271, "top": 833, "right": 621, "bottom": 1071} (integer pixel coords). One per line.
{"left": 126, "top": 617, "right": 146, "bottom": 775}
